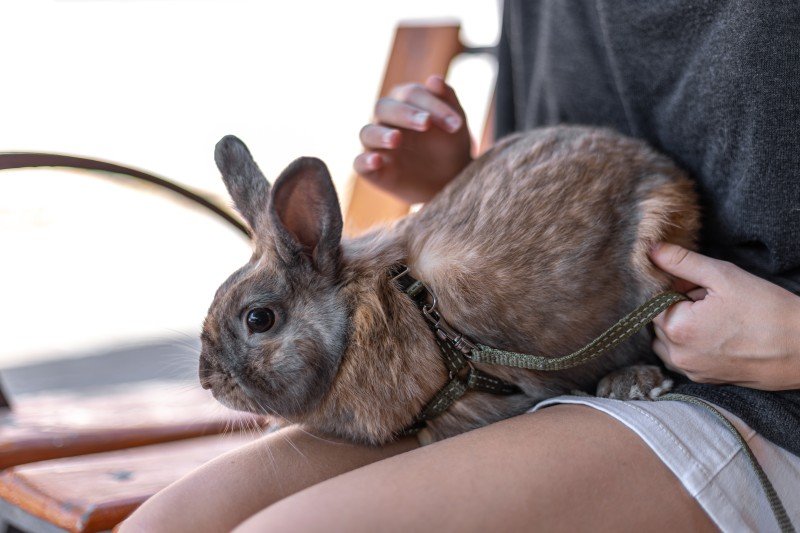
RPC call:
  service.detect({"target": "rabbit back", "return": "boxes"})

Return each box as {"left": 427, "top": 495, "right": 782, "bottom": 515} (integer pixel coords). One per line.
{"left": 403, "top": 126, "right": 699, "bottom": 397}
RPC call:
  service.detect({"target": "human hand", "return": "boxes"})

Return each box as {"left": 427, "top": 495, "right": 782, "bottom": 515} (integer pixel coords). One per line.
{"left": 353, "top": 75, "right": 472, "bottom": 204}
{"left": 650, "top": 243, "right": 800, "bottom": 391}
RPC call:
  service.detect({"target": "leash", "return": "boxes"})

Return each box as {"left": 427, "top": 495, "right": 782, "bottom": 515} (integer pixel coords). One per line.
{"left": 391, "top": 264, "right": 795, "bottom": 532}
{"left": 658, "top": 393, "right": 795, "bottom": 533}
{"left": 468, "top": 291, "right": 686, "bottom": 371}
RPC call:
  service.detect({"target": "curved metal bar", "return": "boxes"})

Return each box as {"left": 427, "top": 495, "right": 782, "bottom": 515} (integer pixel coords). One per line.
{"left": 0, "top": 152, "right": 252, "bottom": 239}
{"left": 0, "top": 152, "right": 253, "bottom": 409}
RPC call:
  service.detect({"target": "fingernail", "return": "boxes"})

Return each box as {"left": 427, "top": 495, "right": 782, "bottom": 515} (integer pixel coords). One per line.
{"left": 413, "top": 112, "right": 429, "bottom": 128}
{"left": 382, "top": 131, "right": 397, "bottom": 148}
{"left": 445, "top": 115, "right": 462, "bottom": 132}
{"left": 649, "top": 242, "right": 663, "bottom": 255}
{"left": 368, "top": 153, "right": 382, "bottom": 169}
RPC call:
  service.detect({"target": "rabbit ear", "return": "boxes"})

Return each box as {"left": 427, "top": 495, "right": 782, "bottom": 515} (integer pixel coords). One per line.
{"left": 270, "top": 157, "right": 342, "bottom": 273}
{"left": 214, "top": 135, "right": 270, "bottom": 233}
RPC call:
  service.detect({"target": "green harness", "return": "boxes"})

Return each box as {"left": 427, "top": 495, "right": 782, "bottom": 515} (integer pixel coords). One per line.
{"left": 391, "top": 264, "right": 794, "bottom": 533}
{"left": 390, "top": 264, "right": 686, "bottom": 430}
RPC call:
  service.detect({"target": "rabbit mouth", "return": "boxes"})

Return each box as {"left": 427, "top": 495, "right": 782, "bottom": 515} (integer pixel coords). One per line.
{"left": 210, "top": 374, "right": 279, "bottom": 416}
{"left": 200, "top": 350, "right": 280, "bottom": 415}
{"left": 204, "top": 372, "right": 246, "bottom": 409}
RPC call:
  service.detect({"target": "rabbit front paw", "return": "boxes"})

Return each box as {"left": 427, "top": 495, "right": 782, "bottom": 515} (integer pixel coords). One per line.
{"left": 596, "top": 364, "right": 673, "bottom": 400}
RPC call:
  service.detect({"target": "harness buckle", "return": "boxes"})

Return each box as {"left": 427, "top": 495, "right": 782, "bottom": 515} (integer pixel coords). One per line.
{"left": 389, "top": 265, "right": 410, "bottom": 282}
{"left": 422, "top": 298, "right": 477, "bottom": 355}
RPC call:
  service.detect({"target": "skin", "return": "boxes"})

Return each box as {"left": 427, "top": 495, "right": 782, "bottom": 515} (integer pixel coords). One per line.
{"left": 353, "top": 75, "right": 472, "bottom": 204}
{"left": 122, "top": 427, "right": 418, "bottom": 532}
{"left": 650, "top": 243, "right": 800, "bottom": 390}
{"left": 122, "top": 79, "right": 798, "bottom": 530}
{"left": 122, "top": 407, "right": 715, "bottom": 532}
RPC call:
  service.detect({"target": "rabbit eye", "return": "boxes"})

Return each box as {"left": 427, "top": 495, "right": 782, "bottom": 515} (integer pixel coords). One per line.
{"left": 245, "top": 308, "right": 275, "bottom": 334}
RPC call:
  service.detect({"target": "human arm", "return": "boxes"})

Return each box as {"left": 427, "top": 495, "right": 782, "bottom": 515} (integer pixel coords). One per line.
{"left": 650, "top": 243, "right": 800, "bottom": 391}
{"left": 120, "top": 426, "right": 417, "bottom": 532}
{"left": 353, "top": 75, "right": 472, "bottom": 204}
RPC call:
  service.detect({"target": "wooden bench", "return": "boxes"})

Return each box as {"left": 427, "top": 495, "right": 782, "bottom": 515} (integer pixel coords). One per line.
{"left": 0, "top": 21, "right": 495, "bottom": 531}
{"left": 0, "top": 382, "right": 261, "bottom": 470}
{"left": 0, "top": 433, "right": 256, "bottom": 532}
{"left": 0, "top": 382, "right": 266, "bottom": 532}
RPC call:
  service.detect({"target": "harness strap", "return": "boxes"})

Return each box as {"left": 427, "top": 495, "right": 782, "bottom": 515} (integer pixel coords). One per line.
{"left": 468, "top": 291, "right": 687, "bottom": 371}
{"left": 390, "top": 265, "right": 520, "bottom": 436}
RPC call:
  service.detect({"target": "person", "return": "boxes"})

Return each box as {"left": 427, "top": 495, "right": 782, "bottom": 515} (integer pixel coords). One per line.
{"left": 122, "top": 1, "right": 800, "bottom": 530}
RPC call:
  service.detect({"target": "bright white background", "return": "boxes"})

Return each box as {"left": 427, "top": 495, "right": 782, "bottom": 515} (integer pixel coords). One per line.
{"left": 0, "top": 0, "right": 499, "bottom": 367}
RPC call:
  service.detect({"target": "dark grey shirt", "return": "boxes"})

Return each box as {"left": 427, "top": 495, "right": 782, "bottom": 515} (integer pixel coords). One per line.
{"left": 496, "top": 0, "right": 800, "bottom": 455}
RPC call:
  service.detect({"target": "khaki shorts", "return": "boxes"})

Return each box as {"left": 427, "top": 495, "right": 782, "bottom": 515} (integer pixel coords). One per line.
{"left": 530, "top": 396, "right": 800, "bottom": 532}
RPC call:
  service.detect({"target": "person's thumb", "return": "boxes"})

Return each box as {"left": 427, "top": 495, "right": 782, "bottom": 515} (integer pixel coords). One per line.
{"left": 650, "top": 243, "right": 721, "bottom": 289}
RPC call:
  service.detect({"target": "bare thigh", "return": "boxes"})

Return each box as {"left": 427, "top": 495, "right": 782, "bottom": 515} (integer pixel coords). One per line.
{"left": 235, "top": 405, "right": 717, "bottom": 532}
{"left": 120, "top": 427, "right": 417, "bottom": 532}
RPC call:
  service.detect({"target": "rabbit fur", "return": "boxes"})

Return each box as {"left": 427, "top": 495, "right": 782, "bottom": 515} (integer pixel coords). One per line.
{"left": 199, "top": 126, "right": 699, "bottom": 445}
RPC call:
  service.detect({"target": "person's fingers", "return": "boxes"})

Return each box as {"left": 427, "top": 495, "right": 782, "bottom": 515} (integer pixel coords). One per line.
{"left": 424, "top": 75, "right": 465, "bottom": 114}
{"left": 374, "top": 98, "right": 431, "bottom": 131}
{"left": 393, "top": 80, "right": 462, "bottom": 132}
{"left": 686, "top": 287, "right": 708, "bottom": 301}
{"left": 388, "top": 81, "right": 463, "bottom": 132}
{"left": 652, "top": 334, "right": 687, "bottom": 376}
{"left": 652, "top": 322, "right": 668, "bottom": 343}
{"left": 359, "top": 125, "right": 401, "bottom": 150}
{"left": 650, "top": 243, "right": 723, "bottom": 289}
{"left": 651, "top": 338, "right": 676, "bottom": 371}
{"left": 652, "top": 336, "right": 667, "bottom": 358}
{"left": 406, "top": 90, "right": 462, "bottom": 132}
{"left": 652, "top": 324, "right": 677, "bottom": 371}
{"left": 651, "top": 299, "right": 694, "bottom": 344}
{"left": 652, "top": 303, "right": 677, "bottom": 332}
{"left": 353, "top": 152, "right": 386, "bottom": 174}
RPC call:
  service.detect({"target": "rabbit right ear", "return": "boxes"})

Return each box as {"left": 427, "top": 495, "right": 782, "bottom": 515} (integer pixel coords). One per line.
{"left": 214, "top": 135, "right": 270, "bottom": 233}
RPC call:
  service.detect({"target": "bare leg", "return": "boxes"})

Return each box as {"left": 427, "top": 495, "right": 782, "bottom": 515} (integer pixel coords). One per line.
{"left": 235, "top": 406, "right": 716, "bottom": 532}
{"left": 120, "top": 427, "right": 417, "bottom": 532}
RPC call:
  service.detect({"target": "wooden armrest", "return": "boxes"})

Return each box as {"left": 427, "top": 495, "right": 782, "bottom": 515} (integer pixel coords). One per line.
{"left": 0, "top": 433, "right": 257, "bottom": 532}
{"left": 0, "top": 382, "right": 263, "bottom": 470}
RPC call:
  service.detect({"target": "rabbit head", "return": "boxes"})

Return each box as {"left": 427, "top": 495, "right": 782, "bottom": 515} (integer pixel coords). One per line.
{"left": 199, "top": 135, "right": 348, "bottom": 421}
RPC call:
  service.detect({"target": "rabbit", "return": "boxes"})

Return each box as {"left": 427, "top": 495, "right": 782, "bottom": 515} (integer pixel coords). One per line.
{"left": 199, "top": 125, "right": 700, "bottom": 445}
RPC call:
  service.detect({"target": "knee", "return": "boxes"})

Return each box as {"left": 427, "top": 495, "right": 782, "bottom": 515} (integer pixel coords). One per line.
{"left": 118, "top": 504, "right": 167, "bottom": 533}
{"left": 232, "top": 499, "right": 311, "bottom": 533}
{"left": 232, "top": 485, "right": 368, "bottom": 533}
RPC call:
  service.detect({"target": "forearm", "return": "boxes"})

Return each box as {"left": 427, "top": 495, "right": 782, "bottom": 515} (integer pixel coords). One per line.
{"left": 779, "top": 291, "right": 800, "bottom": 388}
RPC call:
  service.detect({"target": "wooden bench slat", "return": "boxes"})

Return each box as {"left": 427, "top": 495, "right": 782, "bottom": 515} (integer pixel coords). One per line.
{"left": 0, "top": 432, "right": 257, "bottom": 532}
{"left": 0, "top": 382, "right": 259, "bottom": 469}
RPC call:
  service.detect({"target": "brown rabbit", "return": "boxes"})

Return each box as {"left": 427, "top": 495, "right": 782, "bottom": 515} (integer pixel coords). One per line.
{"left": 199, "top": 126, "right": 699, "bottom": 445}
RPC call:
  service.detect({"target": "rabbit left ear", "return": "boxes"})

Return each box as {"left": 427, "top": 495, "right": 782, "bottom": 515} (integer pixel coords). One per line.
{"left": 214, "top": 135, "right": 271, "bottom": 234}
{"left": 270, "top": 157, "right": 342, "bottom": 273}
